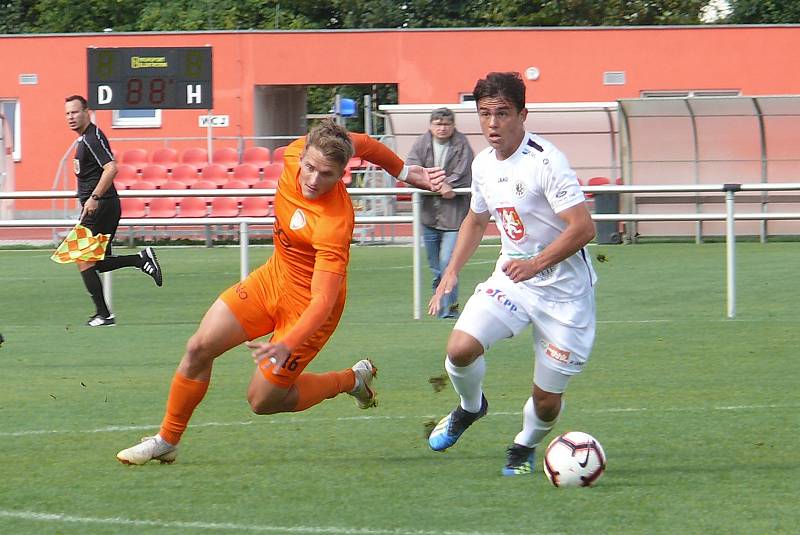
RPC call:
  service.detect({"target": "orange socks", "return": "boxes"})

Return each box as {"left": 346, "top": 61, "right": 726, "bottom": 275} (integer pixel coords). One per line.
{"left": 159, "top": 371, "right": 210, "bottom": 445}
{"left": 158, "top": 368, "right": 354, "bottom": 441}
{"left": 292, "top": 369, "right": 355, "bottom": 412}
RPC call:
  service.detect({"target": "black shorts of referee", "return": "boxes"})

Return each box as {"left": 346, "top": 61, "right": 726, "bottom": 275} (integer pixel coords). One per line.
{"left": 80, "top": 195, "right": 121, "bottom": 257}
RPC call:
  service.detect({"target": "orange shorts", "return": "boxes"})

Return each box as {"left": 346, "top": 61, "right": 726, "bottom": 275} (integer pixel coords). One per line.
{"left": 219, "top": 262, "right": 345, "bottom": 388}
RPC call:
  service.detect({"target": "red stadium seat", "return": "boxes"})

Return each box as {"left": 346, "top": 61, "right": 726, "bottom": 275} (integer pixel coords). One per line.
{"left": 121, "top": 148, "right": 148, "bottom": 170}
{"left": 114, "top": 164, "right": 138, "bottom": 189}
{"left": 160, "top": 180, "right": 189, "bottom": 191}
{"left": 151, "top": 147, "right": 179, "bottom": 170}
{"left": 147, "top": 197, "right": 178, "bottom": 218}
{"left": 212, "top": 147, "right": 239, "bottom": 171}
{"left": 140, "top": 164, "right": 169, "bottom": 188}
{"left": 262, "top": 163, "right": 283, "bottom": 180}
{"left": 271, "top": 145, "right": 287, "bottom": 164}
{"left": 242, "top": 146, "right": 271, "bottom": 170}
{"left": 190, "top": 179, "right": 219, "bottom": 191}
{"left": 181, "top": 147, "right": 208, "bottom": 171}
{"left": 200, "top": 163, "right": 230, "bottom": 187}
{"left": 120, "top": 197, "right": 147, "bottom": 218}
{"left": 587, "top": 176, "right": 611, "bottom": 186}
{"left": 252, "top": 178, "right": 279, "bottom": 190}
{"left": 178, "top": 196, "right": 208, "bottom": 217}
{"left": 223, "top": 179, "right": 250, "bottom": 190}
{"left": 209, "top": 196, "right": 240, "bottom": 217}
{"left": 116, "top": 164, "right": 138, "bottom": 180}
{"left": 141, "top": 164, "right": 169, "bottom": 181}
{"left": 232, "top": 163, "right": 260, "bottom": 185}
{"left": 128, "top": 180, "right": 157, "bottom": 191}
{"left": 240, "top": 196, "right": 273, "bottom": 217}
{"left": 114, "top": 176, "right": 138, "bottom": 190}
{"left": 585, "top": 176, "right": 611, "bottom": 199}
{"left": 171, "top": 164, "right": 199, "bottom": 187}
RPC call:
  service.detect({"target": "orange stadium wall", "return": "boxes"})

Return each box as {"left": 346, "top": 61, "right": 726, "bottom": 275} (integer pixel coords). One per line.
{"left": 1, "top": 25, "right": 800, "bottom": 213}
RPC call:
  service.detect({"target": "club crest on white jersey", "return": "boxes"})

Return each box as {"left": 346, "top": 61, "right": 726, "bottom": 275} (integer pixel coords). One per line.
{"left": 513, "top": 179, "right": 527, "bottom": 198}
{"left": 497, "top": 206, "right": 525, "bottom": 241}
{"left": 290, "top": 209, "right": 307, "bottom": 230}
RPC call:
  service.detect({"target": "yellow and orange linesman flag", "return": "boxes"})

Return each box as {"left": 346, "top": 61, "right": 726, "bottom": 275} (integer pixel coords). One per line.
{"left": 50, "top": 224, "right": 110, "bottom": 264}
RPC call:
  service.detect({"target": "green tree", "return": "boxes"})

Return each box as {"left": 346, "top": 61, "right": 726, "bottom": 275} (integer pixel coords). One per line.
{"left": 726, "top": 0, "right": 800, "bottom": 23}
{"left": 0, "top": 0, "right": 39, "bottom": 33}
{"left": 404, "top": 0, "right": 706, "bottom": 27}
{"left": 135, "top": 0, "right": 317, "bottom": 31}
{"left": 24, "top": 0, "right": 142, "bottom": 33}
{"left": 0, "top": 0, "right": 713, "bottom": 33}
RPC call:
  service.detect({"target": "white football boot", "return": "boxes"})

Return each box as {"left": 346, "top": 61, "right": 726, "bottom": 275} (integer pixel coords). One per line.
{"left": 116, "top": 435, "right": 177, "bottom": 465}
{"left": 348, "top": 359, "right": 377, "bottom": 409}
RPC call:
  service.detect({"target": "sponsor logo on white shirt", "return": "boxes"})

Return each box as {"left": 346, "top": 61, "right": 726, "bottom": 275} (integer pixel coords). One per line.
{"left": 544, "top": 342, "right": 571, "bottom": 364}
{"left": 481, "top": 287, "right": 518, "bottom": 312}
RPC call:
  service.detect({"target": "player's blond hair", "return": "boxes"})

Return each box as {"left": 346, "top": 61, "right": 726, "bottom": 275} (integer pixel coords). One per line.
{"left": 305, "top": 119, "right": 354, "bottom": 169}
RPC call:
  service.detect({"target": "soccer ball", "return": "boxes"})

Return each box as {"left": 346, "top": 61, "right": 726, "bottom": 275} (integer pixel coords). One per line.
{"left": 543, "top": 431, "right": 606, "bottom": 488}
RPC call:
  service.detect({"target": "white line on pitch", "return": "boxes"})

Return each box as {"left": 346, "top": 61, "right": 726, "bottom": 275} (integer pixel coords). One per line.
{"left": 2, "top": 403, "right": 796, "bottom": 438}
{"left": 0, "top": 510, "right": 521, "bottom": 535}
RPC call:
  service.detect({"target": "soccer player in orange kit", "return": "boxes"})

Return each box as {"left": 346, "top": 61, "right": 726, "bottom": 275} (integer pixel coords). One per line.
{"left": 117, "top": 119, "right": 447, "bottom": 465}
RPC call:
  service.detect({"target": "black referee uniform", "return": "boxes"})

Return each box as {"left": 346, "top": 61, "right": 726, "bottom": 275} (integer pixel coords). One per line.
{"left": 75, "top": 123, "right": 121, "bottom": 254}
{"left": 71, "top": 121, "right": 163, "bottom": 326}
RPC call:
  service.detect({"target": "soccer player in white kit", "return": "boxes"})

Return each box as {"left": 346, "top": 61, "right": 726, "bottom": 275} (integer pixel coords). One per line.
{"left": 427, "top": 72, "right": 598, "bottom": 475}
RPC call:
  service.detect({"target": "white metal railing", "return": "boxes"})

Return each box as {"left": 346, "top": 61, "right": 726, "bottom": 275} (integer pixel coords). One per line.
{"left": 3, "top": 184, "right": 800, "bottom": 320}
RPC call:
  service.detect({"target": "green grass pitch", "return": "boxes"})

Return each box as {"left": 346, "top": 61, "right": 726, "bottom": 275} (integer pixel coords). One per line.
{"left": 0, "top": 241, "right": 798, "bottom": 534}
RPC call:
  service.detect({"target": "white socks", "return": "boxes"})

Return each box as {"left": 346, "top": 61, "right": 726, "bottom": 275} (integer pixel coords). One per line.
{"left": 445, "top": 355, "right": 486, "bottom": 413}
{"left": 513, "top": 396, "right": 563, "bottom": 448}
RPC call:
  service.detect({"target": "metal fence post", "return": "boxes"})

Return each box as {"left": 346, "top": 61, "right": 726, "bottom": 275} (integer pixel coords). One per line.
{"left": 724, "top": 184, "right": 741, "bottom": 319}
{"left": 412, "top": 191, "right": 422, "bottom": 320}
{"left": 240, "top": 221, "right": 249, "bottom": 281}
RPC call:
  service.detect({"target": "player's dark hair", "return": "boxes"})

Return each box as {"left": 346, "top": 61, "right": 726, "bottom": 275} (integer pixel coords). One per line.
{"left": 472, "top": 72, "right": 526, "bottom": 112}
{"left": 429, "top": 107, "right": 455, "bottom": 123}
{"left": 65, "top": 95, "right": 89, "bottom": 109}
{"left": 305, "top": 118, "right": 354, "bottom": 168}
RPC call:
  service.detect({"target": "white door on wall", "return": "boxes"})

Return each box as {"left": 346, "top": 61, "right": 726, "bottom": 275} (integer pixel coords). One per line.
{"left": 0, "top": 101, "right": 18, "bottom": 219}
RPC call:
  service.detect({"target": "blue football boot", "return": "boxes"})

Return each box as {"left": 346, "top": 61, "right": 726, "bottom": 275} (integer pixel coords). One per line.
{"left": 501, "top": 443, "right": 536, "bottom": 476}
{"left": 428, "top": 394, "right": 488, "bottom": 451}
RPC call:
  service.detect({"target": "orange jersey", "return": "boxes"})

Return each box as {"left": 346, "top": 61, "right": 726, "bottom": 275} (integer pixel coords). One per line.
{"left": 268, "top": 137, "right": 355, "bottom": 299}
{"left": 220, "top": 133, "right": 405, "bottom": 385}
{"left": 266, "top": 133, "right": 403, "bottom": 298}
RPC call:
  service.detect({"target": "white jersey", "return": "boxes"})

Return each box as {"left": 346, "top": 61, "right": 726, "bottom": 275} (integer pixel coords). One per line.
{"left": 471, "top": 132, "right": 597, "bottom": 301}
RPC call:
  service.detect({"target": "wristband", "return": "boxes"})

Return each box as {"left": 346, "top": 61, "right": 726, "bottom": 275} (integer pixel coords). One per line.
{"left": 397, "top": 165, "right": 409, "bottom": 183}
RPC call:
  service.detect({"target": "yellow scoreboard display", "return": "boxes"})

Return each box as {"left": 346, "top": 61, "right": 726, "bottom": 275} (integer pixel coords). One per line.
{"left": 87, "top": 47, "right": 212, "bottom": 109}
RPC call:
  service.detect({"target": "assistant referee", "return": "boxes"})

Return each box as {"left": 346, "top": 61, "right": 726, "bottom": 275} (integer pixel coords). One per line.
{"left": 65, "top": 95, "right": 164, "bottom": 326}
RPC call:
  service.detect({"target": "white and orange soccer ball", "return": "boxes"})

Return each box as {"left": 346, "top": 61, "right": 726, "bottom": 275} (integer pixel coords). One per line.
{"left": 543, "top": 431, "right": 607, "bottom": 488}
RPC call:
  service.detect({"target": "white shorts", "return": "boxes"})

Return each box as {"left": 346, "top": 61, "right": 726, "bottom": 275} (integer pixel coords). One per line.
{"left": 453, "top": 273, "right": 596, "bottom": 394}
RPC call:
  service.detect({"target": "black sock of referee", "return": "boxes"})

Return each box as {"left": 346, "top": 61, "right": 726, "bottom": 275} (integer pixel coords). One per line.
{"left": 80, "top": 266, "right": 111, "bottom": 318}
{"left": 96, "top": 254, "right": 143, "bottom": 273}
